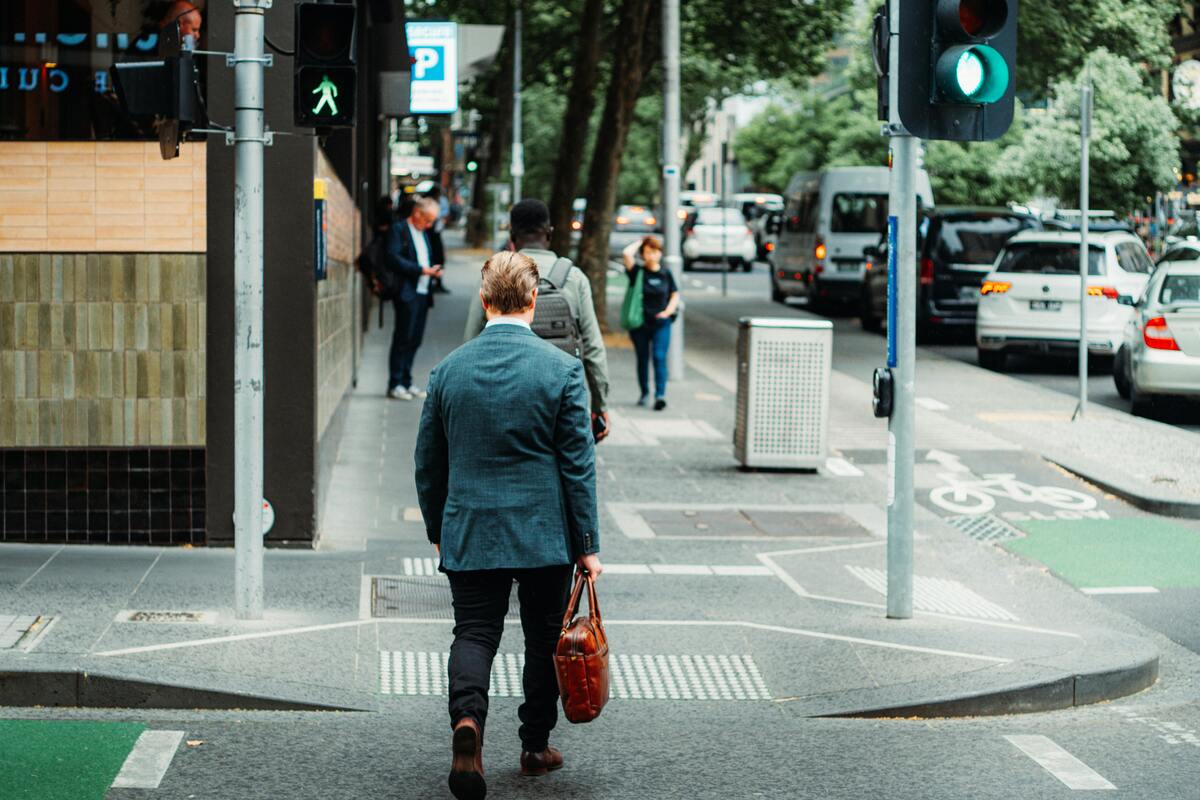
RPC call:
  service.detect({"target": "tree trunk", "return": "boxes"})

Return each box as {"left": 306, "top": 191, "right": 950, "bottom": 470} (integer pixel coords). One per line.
{"left": 467, "top": 19, "right": 514, "bottom": 248}
{"left": 575, "top": 0, "right": 658, "bottom": 328}
{"left": 547, "top": 0, "right": 606, "bottom": 257}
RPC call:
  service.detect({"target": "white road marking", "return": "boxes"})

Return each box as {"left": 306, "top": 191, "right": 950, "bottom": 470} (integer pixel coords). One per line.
{"left": 1081, "top": 586, "right": 1159, "bottom": 595}
{"left": 710, "top": 565, "right": 774, "bottom": 576}
{"left": 824, "top": 457, "right": 865, "bottom": 477}
{"left": 403, "top": 507, "right": 423, "bottom": 522}
{"left": 18, "top": 615, "right": 58, "bottom": 653}
{"left": 916, "top": 397, "right": 950, "bottom": 411}
{"left": 14, "top": 545, "right": 65, "bottom": 591}
{"left": 924, "top": 449, "right": 970, "bottom": 473}
{"left": 1004, "top": 735, "right": 1116, "bottom": 790}
{"left": 604, "top": 563, "right": 653, "bottom": 575}
{"left": 649, "top": 564, "right": 714, "bottom": 575}
{"left": 694, "top": 392, "right": 723, "bottom": 402}
{"left": 111, "top": 730, "right": 185, "bottom": 789}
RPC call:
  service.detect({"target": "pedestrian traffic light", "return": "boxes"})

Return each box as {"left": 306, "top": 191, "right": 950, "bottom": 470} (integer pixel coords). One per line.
{"left": 294, "top": 1, "right": 358, "bottom": 128}
{"left": 110, "top": 22, "right": 202, "bottom": 160}
{"left": 896, "top": 0, "right": 1017, "bottom": 141}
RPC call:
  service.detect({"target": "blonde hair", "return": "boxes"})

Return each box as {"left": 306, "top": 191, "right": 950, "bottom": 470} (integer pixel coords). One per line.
{"left": 481, "top": 251, "right": 540, "bottom": 314}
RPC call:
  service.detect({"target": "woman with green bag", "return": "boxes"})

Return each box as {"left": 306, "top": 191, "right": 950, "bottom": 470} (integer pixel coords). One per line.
{"left": 621, "top": 237, "right": 679, "bottom": 410}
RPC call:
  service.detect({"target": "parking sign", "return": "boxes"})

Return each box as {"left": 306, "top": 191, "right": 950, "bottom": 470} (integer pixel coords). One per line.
{"left": 406, "top": 21, "right": 458, "bottom": 114}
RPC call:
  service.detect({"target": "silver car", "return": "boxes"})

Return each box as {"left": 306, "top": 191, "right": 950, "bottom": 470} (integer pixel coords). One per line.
{"left": 1114, "top": 259, "right": 1200, "bottom": 415}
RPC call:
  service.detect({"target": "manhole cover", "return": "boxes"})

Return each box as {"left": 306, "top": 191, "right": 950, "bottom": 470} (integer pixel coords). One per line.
{"left": 636, "top": 509, "right": 871, "bottom": 539}
{"left": 0, "top": 615, "right": 41, "bottom": 649}
{"left": 116, "top": 610, "right": 213, "bottom": 624}
{"left": 371, "top": 576, "right": 519, "bottom": 620}
{"left": 944, "top": 514, "right": 1025, "bottom": 543}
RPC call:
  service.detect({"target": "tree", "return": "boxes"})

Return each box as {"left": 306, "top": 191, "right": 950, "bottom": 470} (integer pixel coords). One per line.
{"left": 922, "top": 106, "right": 1026, "bottom": 206}
{"left": 1000, "top": 50, "right": 1181, "bottom": 214}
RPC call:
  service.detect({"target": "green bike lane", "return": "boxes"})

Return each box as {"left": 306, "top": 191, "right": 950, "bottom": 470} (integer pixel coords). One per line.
{"left": 0, "top": 719, "right": 151, "bottom": 799}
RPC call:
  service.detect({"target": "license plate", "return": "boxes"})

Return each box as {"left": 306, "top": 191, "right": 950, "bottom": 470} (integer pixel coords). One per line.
{"left": 837, "top": 262, "right": 860, "bottom": 273}
{"left": 1030, "top": 300, "right": 1062, "bottom": 311}
{"left": 958, "top": 286, "right": 979, "bottom": 302}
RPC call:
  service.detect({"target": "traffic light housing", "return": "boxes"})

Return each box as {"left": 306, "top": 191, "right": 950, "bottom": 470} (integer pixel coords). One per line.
{"left": 896, "top": 0, "right": 1017, "bottom": 141}
{"left": 110, "top": 22, "right": 202, "bottom": 160}
{"left": 294, "top": 2, "right": 358, "bottom": 128}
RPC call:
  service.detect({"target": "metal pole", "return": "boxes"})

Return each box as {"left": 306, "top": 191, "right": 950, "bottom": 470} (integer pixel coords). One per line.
{"left": 232, "top": 0, "right": 268, "bottom": 620}
{"left": 1077, "top": 82, "right": 1092, "bottom": 419}
{"left": 662, "top": 0, "right": 684, "bottom": 377}
{"left": 511, "top": 5, "right": 524, "bottom": 201}
{"left": 721, "top": 139, "right": 728, "bottom": 297}
{"left": 886, "top": 0, "right": 913, "bottom": 619}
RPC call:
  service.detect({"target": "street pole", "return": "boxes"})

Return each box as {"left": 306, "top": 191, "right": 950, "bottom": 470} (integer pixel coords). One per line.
{"left": 511, "top": 5, "right": 524, "bottom": 201}
{"left": 886, "top": 0, "right": 914, "bottom": 619}
{"left": 662, "top": 0, "right": 684, "bottom": 377}
{"left": 720, "top": 138, "right": 728, "bottom": 297}
{"left": 1077, "top": 81, "right": 1092, "bottom": 420}
{"left": 232, "top": 0, "right": 269, "bottom": 620}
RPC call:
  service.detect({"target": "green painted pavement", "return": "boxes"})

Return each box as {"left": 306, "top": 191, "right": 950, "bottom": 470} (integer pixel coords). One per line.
{"left": 0, "top": 719, "right": 145, "bottom": 800}
{"left": 1005, "top": 517, "right": 1200, "bottom": 589}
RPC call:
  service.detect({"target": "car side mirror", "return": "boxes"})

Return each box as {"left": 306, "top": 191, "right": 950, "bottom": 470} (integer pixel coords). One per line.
{"left": 1117, "top": 295, "right": 1135, "bottom": 306}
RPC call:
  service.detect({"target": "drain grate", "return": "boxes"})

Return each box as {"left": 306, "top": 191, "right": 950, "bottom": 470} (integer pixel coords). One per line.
{"left": 944, "top": 514, "right": 1025, "bottom": 543}
{"left": 371, "top": 576, "right": 519, "bottom": 620}
{"left": 380, "top": 651, "right": 772, "bottom": 701}
{"left": 116, "top": 610, "right": 213, "bottom": 624}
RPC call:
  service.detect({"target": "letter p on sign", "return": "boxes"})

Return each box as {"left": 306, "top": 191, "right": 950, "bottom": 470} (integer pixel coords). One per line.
{"left": 412, "top": 46, "right": 444, "bottom": 80}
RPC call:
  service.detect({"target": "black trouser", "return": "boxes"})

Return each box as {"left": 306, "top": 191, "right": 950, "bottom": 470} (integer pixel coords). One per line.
{"left": 388, "top": 294, "right": 430, "bottom": 391}
{"left": 446, "top": 565, "right": 573, "bottom": 752}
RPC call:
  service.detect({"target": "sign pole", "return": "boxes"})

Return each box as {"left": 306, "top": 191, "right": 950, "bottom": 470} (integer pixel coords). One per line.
{"left": 662, "top": 0, "right": 684, "bottom": 377}
{"left": 1077, "top": 80, "right": 1092, "bottom": 420}
{"left": 511, "top": 5, "right": 524, "bottom": 201}
{"left": 886, "top": 0, "right": 914, "bottom": 619}
{"left": 232, "top": 0, "right": 269, "bottom": 620}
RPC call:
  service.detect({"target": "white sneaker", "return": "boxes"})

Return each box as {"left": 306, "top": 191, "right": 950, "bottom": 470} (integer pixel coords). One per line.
{"left": 407, "top": 385, "right": 427, "bottom": 399}
{"left": 389, "top": 386, "right": 413, "bottom": 401}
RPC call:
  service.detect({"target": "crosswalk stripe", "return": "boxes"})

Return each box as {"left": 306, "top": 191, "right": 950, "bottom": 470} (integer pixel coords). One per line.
{"left": 1004, "top": 735, "right": 1116, "bottom": 790}
{"left": 111, "top": 730, "right": 185, "bottom": 789}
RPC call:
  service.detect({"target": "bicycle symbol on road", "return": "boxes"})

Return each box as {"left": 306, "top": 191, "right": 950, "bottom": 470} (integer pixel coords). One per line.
{"left": 929, "top": 472, "right": 1099, "bottom": 516}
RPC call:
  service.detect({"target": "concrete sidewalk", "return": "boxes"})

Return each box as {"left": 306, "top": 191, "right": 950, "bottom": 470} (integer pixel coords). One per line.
{"left": 0, "top": 246, "right": 1179, "bottom": 720}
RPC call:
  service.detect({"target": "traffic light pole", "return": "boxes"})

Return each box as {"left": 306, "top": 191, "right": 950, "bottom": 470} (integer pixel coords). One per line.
{"left": 662, "top": 0, "right": 684, "bottom": 377}
{"left": 511, "top": 5, "right": 524, "bottom": 201}
{"left": 232, "top": 0, "right": 271, "bottom": 620}
{"left": 886, "top": 0, "right": 914, "bottom": 619}
{"left": 1077, "top": 82, "right": 1092, "bottom": 420}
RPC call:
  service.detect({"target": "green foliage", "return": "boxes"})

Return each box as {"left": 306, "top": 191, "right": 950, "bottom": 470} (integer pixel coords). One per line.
{"left": 619, "top": 96, "right": 665, "bottom": 204}
{"left": 1018, "top": 0, "right": 1182, "bottom": 100}
{"left": 1001, "top": 50, "right": 1181, "bottom": 214}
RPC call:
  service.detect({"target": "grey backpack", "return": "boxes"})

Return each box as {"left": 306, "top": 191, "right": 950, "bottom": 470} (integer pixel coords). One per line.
{"left": 532, "top": 257, "right": 584, "bottom": 359}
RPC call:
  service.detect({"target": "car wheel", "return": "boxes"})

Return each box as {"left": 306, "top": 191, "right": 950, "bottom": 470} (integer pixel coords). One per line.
{"left": 977, "top": 348, "right": 1007, "bottom": 371}
{"left": 742, "top": 259, "right": 753, "bottom": 272}
{"left": 1113, "top": 346, "right": 1132, "bottom": 400}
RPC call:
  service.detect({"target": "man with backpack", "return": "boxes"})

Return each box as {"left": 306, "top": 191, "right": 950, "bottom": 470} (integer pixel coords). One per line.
{"left": 463, "top": 199, "right": 611, "bottom": 440}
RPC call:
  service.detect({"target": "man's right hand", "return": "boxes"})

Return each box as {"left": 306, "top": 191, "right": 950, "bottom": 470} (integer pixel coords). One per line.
{"left": 576, "top": 553, "right": 603, "bottom": 577}
{"left": 422, "top": 266, "right": 441, "bottom": 276}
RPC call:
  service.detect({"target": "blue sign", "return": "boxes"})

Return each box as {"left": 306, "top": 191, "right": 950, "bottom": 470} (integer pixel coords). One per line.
{"left": 886, "top": 214, "right": 898, "bottom": 369}
{"left": 406, "top": 21, "right": 458, "bottom": 114}
{"left": 411, "top": 46, "right": 445, "bottom": 81}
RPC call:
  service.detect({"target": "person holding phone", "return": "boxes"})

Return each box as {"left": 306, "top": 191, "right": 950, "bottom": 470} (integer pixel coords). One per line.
{"left": 622, "top": 236, "right": 679, "bottom": 410}
{"left": 385, "top": 197, "right": 444, "bottom": 400}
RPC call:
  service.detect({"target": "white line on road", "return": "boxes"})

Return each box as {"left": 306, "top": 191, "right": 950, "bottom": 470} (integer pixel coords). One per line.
{"left": 18, "top": 615, "right": 58, "bottom": 653}
{"left": 111, "top": 730, "right": 185, "bottom": 789}
{"left": 916, "top": 397, "right": 950, "bottom": 411}
{"left": 1081, "top": 586, "right": 1159, "bottom": 595}
{"left": 14, "top": 545, "right": 64, "bottom": 592}
{"left": 824, "top": 457, "right": 865, "bottom": 477}
{"left": 1004, "top": 735, "right": 1116, "bottom": 790}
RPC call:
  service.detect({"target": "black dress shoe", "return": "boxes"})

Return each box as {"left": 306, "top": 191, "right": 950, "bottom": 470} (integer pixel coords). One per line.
{"left": 654, "top": 398, "right": 667, "bottom": 411}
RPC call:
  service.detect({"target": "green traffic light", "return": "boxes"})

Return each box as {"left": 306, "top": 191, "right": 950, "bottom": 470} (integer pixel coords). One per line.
{"left": 466, "top": 160, "right": 478, "bottom": 172}
{"left": 311, "top": 74, "right": 340, "bottom": 116}
{"left": 935, "top": 44, "right": 1009, "bottom": 104}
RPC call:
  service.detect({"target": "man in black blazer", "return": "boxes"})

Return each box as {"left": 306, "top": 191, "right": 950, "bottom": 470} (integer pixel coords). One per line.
{"left": 385, "top": 197, "right": 444, "bottom": 399}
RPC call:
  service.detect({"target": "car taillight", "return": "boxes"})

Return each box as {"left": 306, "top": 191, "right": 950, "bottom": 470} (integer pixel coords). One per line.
{"left": 677, "top": 209, "right": 688, "bottom": 220}
{"left": 1144, "top": 316, "right": 1181, "bottom": 350}
{"left": 777, "top": 270, "right": 785, "bottom": 279}
{"left": 1086, "top": 285, "right": 1120, "bottom": 299}
{"left": 616, "top": 216, "right": 629, "bottom": 225}
{"left": 815, "top": 240, "right": 827, "bottom": 261}
{"left": 793, "top": 272, "right": 803, "bottom": 281}
{"left": 571, "top": 220, "right": 582, "bottom": 230}
{"left": 765, "top": 242, "right": 775, "bottom": 252}
{"left": 865, "top": 261, "right": 874, "bottom": 271}
{"left": 920, "top": 257, "right": 934, "bottom": 286}
{"left": 645, "top": 216, "right": 656, "bottom": 226}
{"left": 980, "top": 280, "right": 1011, "bottom": 295}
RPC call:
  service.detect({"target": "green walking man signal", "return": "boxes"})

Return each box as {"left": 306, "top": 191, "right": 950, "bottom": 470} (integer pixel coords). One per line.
{"left": 312, "top": 75, "right": 339, "bottom": 116}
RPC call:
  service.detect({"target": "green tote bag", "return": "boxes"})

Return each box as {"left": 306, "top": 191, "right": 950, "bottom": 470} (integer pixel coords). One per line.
{"left": 620, "top": 268, "right": 645, "bottom": 331}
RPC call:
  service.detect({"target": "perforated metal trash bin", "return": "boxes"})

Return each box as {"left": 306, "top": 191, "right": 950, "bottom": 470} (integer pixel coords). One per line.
{"left": 734, "top": 318, "right": 832, "bottom": 469}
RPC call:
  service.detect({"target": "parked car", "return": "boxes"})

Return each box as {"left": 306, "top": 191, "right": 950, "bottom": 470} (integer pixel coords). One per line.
{"left": 772, "top": 166, "right": 934, "bottom": 307}
{"left": 1113, "top": 258, "right": 1200, "bottom": 415}
{"left": 976, "top": 230, "right": 1154, "bottom": 371}
{"left": 732, "top": 192, "right": 785, "bottom": 262}
{"left": 860, "top": 208, "right": 1041, "bottom": 335}
{"left": 682, "top": 206, "right": 756, "bottom": 270}
{"left": 609, "top": 204, "right": 660, "bottom": 259}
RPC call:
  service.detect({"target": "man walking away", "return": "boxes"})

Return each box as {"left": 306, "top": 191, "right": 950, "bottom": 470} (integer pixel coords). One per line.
{"left": 463, "top": 199, "right": 611, "bottom": 440}
{"left": 386, "top": 197, "right": 444, "bottom": 400}
{"left": 416, "top": 251, "right": 603, "bottom": 800}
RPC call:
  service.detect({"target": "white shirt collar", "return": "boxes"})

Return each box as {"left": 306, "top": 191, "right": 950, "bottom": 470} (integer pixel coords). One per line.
{"left": 485, "top": 316, "right": 532, "bottom": 330}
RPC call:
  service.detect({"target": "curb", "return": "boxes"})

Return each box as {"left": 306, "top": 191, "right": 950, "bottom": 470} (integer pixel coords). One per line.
{"left": 820, "top": 654, "right": 1158, "bottom": 719}
{"left": 0, "top": 670, "right": 364, "bottom": 712}
{"left": 1048, "top": 457, "right": 1200, "bottom": 520}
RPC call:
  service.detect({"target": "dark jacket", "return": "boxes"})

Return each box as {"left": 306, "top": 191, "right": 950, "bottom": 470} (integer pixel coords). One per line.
{"left": 386, "top": 221, "right": 436, "bottom": 304}
{"left": 414, "top": 324, "right": 600, "bottom": 571}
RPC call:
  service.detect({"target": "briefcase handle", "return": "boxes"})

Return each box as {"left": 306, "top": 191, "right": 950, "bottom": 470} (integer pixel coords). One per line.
{"left": 561, "top": 568, "right": 603, "bottom": 631}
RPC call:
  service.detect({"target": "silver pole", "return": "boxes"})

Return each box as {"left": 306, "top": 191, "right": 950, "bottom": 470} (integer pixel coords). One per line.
{"left": 1077, "top": 82, "right": 1092, "bottom": 419}
{"left": 511, "top": 6, "right": 524, "bottom": 201}
{"left": 232, "top": 0, "right": 267, "bottom": 620}
{"left": 662, "top": 0, "right": 683, "bottom": 377}
{"left": 721, "top": 138, "right": 728, "bottom": 297}
{"left": 886, "top": 0, "right": 913, "bottom": 619}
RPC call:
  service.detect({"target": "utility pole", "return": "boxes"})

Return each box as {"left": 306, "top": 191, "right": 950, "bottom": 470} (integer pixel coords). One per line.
{"left": 1076, "top": 80, "right": 1093, "bottom": 420}
{"left": 511, "top": 4, "right": 524, "bottom": 201}
{"left": 885, "top": 0, "right": 914, "bottom": 619}
{"left": 232, "top": 0, "right": 270, "bottom": 620}
{"left": 662, "top": 0, "right": 683, "bottom": 376}
{"left": 720, "top": 138, "right": 729, "bottom": 297}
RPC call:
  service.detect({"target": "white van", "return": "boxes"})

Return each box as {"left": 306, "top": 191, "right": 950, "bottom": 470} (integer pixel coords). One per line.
{"left": 771, "top": 166, "right": 934, "bottom": 306}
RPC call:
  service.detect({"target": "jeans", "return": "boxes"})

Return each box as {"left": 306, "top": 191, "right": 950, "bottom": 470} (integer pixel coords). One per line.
{"left": 630, "top": 317, "right": 672, "bottom": 399}
{"left": 446, "top": 565, "right": 573, "bottom": 752}
{"left": 389, "top": 294, "right": 430, "bottom": 390}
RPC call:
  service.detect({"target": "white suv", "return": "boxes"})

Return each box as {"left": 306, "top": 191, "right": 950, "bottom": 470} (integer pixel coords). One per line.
{"left": 976, "top": 230, "right": 1153, "bottom": 370}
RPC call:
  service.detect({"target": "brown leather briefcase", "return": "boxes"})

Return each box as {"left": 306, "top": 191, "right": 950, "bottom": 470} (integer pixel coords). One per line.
{"left": 554, "top": 569, "right": 610, "bottom": 724}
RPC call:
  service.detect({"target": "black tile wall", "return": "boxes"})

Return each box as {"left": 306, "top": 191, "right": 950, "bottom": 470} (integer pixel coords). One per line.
{"left": 0, "top": 448, "right": 205, "bottom": 545}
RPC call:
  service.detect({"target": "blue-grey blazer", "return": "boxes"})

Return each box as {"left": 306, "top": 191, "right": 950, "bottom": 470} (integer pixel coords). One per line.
{"left": 414, "top": 323, "right": 599, "bottom": 572}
